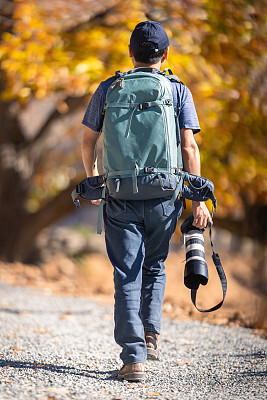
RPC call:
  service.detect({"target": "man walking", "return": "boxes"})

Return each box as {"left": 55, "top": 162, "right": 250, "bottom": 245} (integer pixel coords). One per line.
{"left": 81, "top": 21, "right": 211, "bottom": 381}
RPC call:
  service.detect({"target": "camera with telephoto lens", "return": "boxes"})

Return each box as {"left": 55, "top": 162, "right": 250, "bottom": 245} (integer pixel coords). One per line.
{"left": 180, "top": 213, "right": 209, "bottom": 290}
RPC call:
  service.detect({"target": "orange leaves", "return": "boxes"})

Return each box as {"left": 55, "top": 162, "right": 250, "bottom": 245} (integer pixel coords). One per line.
{"left": 0, "top": 0, "right": 145, "bottom": 101}
{"left": 0, "top": 1, "right": 107, "bottom": 101}
{"left": 1, "top": 0, "right": 266, "bottom": 217}
{"left": 0, "top": 2, "right": 128, "bottom": 101}
{"left": 175, "top": 360, "right": 190, "bottom": 366}
{"left": 1, "top": 2, "right": 60, "bottom": 101}
{"left": 60, "top": 312, "right": 74, "bottom": 321}
{"left": 11, "top": 346, "right": 24, "bottom": 351}
{"left": 34, "top": 328, "right": 51, "bottom": 334}
{"left": 0, "top": 378, "right": 12, "bottom": 383}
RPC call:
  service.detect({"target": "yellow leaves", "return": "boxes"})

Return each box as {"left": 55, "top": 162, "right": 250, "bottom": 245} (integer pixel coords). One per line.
{"left": 1, "top": 32, "right": 14, "bottom": 43}
{"left": 35, "top": 89, "right": 46, "bottom": 99}
{"left": 198, "top": 81, "right": 214, "bottom": 97}
{"left": 228, "top": 89, "right": 240, "bottom": 100}
{"left": 74, "top": 62, "right": 89, "bottom": 74}
{"left": 217, "top": 33, "right": 229, "bottom": 44}
{"left": 117, "top": 0, "right": 145, "bottom": 22}
{"left": 18, "top": 87, "right": 31, "bottom": 98}
{"left": 0, "top": 3, "right": 83, "bottom": 99}
{"left": 56, "top": 100, "right": 69, "bottom": 114}
{"left": 230, "top": 112, "right": 239, "bottom": 123}
{"left": 0, "top": 0, "right": 140, "bottom": 101}
{"left": 74, "top": 59, "right": 104, "bottom": 75}
{"left": 13, "top": 2, "right": 31, "bottom": 21}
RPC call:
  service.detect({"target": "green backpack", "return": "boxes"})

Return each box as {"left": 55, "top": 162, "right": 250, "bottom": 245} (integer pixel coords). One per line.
{"left": 102, "top": 68, "right": 183, "bottom": 205}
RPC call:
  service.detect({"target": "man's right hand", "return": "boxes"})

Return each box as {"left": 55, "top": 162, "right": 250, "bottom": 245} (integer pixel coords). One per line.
{"left": 91, "top": 199, "right": 101, "bottom": 206}
{"left": 192, "top": 201, "right": 212, "bottom": 229}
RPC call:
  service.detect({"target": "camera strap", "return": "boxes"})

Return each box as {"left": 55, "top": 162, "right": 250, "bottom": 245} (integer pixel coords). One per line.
{"left": 191, "top": 224, "right": 227, "bottom": 312}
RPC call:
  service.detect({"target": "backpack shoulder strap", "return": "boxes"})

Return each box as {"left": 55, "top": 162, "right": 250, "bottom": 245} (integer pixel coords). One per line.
{"left": 114, "top": 70, "right": 124, "bottom": 77}
{"left": 126, "top": 67, "right": 158, "bottom": 74}
{"left": 162, "top": 68, "right": 184, "bottom": 113}
{"left": 163, "top": 68, "right": 184, "bottom": 84}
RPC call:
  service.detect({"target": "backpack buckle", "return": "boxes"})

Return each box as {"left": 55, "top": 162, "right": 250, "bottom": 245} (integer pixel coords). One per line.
{"left": 74, "top": 199, "right": 80, "bottom": 208}
{"left": 139, "top": 102, "right": 149, "bottom": 110}
{"left": 76, "top": 183, "right": 84, "bottom": 194}
{"left": 165, "top": 99, "right": 172, "bottom": 106}
{"left": 144, "top": 167, "right": 154, "bottom": 173}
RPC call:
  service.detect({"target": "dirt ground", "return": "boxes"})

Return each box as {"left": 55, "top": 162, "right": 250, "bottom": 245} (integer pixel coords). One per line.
{"left": 1, "top": 246, "right": 266, "bottom": 338}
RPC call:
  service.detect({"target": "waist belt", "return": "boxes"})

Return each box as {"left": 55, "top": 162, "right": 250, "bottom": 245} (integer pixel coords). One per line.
{"left": 71, "top": 171, "right": 217, "bottom": 233}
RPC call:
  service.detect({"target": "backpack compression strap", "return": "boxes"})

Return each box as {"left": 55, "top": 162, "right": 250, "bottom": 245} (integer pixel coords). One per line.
{"left": 96, "top": 186, "right": 107, "bottom": 235}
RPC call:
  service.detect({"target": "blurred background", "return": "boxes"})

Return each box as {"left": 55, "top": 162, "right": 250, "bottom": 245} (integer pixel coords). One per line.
{"left": 0, "top": 0, "right": 266, "bottom": 333}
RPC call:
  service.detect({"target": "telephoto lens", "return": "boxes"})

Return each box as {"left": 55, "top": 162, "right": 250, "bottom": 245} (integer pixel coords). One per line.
{"left": 180, "top": 213, "right": 208, "bottom": 290}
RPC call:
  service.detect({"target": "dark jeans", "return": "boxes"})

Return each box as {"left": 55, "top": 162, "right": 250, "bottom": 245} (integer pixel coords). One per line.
{"left": 103, "top": 197, "right": 182, "bottom": 365}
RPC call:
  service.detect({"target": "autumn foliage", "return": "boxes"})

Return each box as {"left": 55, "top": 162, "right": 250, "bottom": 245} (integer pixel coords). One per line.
{"left": 0, "top": 0, "right": 266, "bottom": 261}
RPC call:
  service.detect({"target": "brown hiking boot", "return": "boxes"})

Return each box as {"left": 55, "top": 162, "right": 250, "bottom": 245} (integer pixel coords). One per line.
{"left": 118, "top": 363, "right": 145, "bottom": 381}
{"left": 145, "top": 331, "right": 160, "bottom": 361}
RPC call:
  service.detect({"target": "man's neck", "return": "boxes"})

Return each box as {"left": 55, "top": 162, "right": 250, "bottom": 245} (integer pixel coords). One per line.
{"left": 133, "top": 62, "right": 162, "bottom": 70}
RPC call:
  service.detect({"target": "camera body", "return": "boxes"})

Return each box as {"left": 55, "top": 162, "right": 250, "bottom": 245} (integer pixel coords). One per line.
{"left": 180, "top": 214, "right": 208, "bottom": 290}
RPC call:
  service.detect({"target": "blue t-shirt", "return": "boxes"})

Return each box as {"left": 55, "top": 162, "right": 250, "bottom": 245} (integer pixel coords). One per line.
{"left": 82, "top": 72, "right": 200, "bottom": 134}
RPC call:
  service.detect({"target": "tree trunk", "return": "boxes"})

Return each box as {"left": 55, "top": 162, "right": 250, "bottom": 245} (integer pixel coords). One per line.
{"left": 0, "top": 92, "right": 81, "bottom": 262}
{"left": 0, "top": 62, "right": 88, "bottom": 262}
{"left": 213, "top": 201, "right": 267, "bottom": 244}
{"left": 0, "top": 166, "right": 75, "bottom": 262}
{"left": 0, "top": 162, "right": 30, "bottom": 261}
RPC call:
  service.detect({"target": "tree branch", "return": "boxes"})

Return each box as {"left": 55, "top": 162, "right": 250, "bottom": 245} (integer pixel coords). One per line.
{"left": 28, "top": 95, "right": 87, "bottom": 149}
{"left": 25, "top": 95, "right": 88, "bottom": 169}
{"left": 63, "top": 4, "right": 117, "bottom": 34}
{"left": 0, "top": 0, "right": 16, "bottom": 37}
{"left": 28, "top": 181, "right": 79, "bottom": 234}
{"left": 0, "top": 72, "right": 27, "bottom": 146}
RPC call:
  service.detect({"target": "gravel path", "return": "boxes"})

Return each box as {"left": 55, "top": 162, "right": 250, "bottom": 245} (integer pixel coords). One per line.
{"left": 0, "top": 282, "right": 266, "bottom": 400}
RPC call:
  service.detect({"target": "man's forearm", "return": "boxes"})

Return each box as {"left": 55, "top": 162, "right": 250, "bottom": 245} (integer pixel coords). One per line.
{"left": 181, "top": 144, "right": 201, "bottom": 175}
{"left": 82, "top": 127, "right": 100, "bottom": 177}
{"left": 180, "top": 128, "right": 201, "bottom": 175}
{"left": 82, "top": 145, "right": 95, "bottom": 177}
{"left": 180, "top": 128, "right": 212, "bottom": 227}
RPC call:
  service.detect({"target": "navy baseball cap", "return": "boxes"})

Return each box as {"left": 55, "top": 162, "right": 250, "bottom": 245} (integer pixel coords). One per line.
{"left": 130, "top": 21, "right": 169, "bottom": 53}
